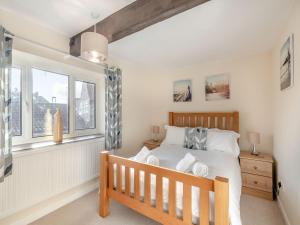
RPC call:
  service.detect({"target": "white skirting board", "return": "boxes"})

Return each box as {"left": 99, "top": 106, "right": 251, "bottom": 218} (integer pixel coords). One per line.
{"left": 277, "top": 196, "right": 291, "bottom": 225}
{"left": 0, "top": 138, "right": 104, "bottom": 224}
{"left": 0, "top": 178, "right": 99, "bottom": 225}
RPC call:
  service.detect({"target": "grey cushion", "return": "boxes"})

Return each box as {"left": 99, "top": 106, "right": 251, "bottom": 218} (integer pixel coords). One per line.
{"left": 184, "top": 127, "right": 208, "bottom": 150}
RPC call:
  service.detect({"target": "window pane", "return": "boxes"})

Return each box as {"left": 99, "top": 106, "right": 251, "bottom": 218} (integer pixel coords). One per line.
{"left": 75, "top": 81, "right": 96, "bottom": 130}
{"left": 11, "top": 68, "right": 22, "bottom": 136}
{"left": 32, "top": 68, "right": 69, "bottom": 137}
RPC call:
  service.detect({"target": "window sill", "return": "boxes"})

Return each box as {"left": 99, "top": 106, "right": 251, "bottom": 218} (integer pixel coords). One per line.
{"left": 12, "top": 134, "right": 104, "bottom": 153}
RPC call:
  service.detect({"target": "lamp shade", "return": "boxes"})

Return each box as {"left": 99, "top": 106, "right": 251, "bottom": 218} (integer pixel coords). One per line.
{"left": 152, "top": 126, "right": 160, "bottom": 134}
{"left": 248, "top": 132, "right": 260, "bottom": 145}
{"left": 81, "top": 32, "right": 108, "bottom": 63}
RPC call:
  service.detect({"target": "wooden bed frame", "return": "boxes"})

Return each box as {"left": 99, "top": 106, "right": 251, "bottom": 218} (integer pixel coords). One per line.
{"left": 99, "top": 111, "right": 239, "bottom": 225}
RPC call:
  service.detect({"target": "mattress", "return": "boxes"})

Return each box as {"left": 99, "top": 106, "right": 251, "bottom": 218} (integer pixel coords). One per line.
{"left": 113, "top": 144, "right": 242, "bottom": 225}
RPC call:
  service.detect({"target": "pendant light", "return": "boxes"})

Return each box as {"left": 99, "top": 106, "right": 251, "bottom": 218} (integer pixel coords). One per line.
{"left": 80, "top": 24, "right": 108, "bottom": 63}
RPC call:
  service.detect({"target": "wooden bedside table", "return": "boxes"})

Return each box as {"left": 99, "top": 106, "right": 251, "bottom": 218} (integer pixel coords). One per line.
{"left": 239, "top": 151, "right": 274, "bottom": 200}
{"left": 144, "top": 139, "right": 162, "bottom": 150}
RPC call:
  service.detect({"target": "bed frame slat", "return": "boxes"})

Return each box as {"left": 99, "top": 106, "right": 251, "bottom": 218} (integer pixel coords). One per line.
{"left": 168, "top": 179, "right": 176, "bottom": 217}
{"left": 156, "top": 175, "right": 163, "bottom": 211}
{"left": 125, "top": 166, "right": 130, "bottom": 196}
{"left": 190, "top": 114, "right": 196, "bottom": 127}
{"left": 184, "top": 114, "right": 190, "bottom": 127}
{"left": 109, "top": 163, "right": 114, "bottom": 190}
{"left": 225, "top": 114, "right": 231, "bottom": 130}
{"left": 117, "top": 164, "right": 122, "bottom": 192}
{"left": 144, "top": 171, "right": 151, "bottom": 205}
{"left": 134, "top": 168, "right": 140, "bottom": 201}
{"left": 210, "top": 114, "right": 216, "bottom": 128}
{"left": 200, "top": 189, "right": 210, "bottom": 225}
{"left": 203, "top": 114, "right": 208, "bottom": 127}
{"left": 183, "top": 183, "right": 192, "bottom": 224}
{"left": 217, "top": 115, "right": 223, "bottom": 129}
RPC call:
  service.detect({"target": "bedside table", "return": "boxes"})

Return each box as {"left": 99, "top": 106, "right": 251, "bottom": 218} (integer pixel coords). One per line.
{"left": 144, "top": 139, "right": 162, "bottom": 150}
{"left": 239, "top": 151, "right": 274, "bottom": 200}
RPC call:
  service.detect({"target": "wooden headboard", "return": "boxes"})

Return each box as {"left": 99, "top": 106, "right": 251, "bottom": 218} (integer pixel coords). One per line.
{"left": 169, "top": 112, "right": 239, "bottom": 133}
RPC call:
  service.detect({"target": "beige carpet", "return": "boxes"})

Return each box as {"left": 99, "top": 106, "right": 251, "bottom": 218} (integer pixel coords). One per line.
{"left": 30, "top": 190, "right": 285, "bottom": 225}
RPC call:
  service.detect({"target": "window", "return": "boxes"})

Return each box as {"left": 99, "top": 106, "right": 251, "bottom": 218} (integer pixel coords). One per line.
{"left": 75, "top": 81, "right": 96, "bottom": 130}
{"left": 11, "top": 67, "right": 22, "bottom": 136}
{"left": 32, "top": 68, "right": 69, "bottom": 137}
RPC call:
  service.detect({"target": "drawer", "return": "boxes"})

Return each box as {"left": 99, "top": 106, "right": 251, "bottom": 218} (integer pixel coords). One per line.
{"left": 240, "top": 159, "right": 272, "bottom": 177}
{"left": 242, "top": 173, "right": 272, "bottom": 192}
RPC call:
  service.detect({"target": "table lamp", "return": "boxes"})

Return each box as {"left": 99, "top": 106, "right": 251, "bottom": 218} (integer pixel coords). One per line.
{"left": 248, "top": 132, "right": 260, "bottom": 155}
{"left": 152, "top": 125, "right": 160, "bottom": 142}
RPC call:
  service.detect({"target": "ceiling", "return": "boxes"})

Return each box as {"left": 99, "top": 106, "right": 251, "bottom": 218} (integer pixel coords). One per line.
{"left": 0, "top": 0, "right": 135, "bottom": 36}
{"left": 109, "top": 0, "right": 295, "bottom": 68}
{"left": 0, "top": 0, "right": 295, "bottom": 68}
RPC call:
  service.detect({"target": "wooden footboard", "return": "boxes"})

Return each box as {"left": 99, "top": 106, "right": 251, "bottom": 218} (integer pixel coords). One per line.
{"left": 99, "top": 151, "right": 229, "bottom": 225}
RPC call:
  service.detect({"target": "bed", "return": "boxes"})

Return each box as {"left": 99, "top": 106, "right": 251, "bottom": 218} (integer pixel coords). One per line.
{"left": 99, "top": 112, "right": 240, "bottom": 225}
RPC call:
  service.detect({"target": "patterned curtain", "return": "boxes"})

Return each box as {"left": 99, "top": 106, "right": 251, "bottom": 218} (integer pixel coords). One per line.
{"left": 0, "top": 26, "right": 13, "bottom": 183}
{"left": 105, "top": 67, "right": 122, "bottom": 151}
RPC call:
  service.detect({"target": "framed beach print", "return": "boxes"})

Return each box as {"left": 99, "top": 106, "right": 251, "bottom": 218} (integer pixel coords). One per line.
{"left": 205, "top": 74, "right": 230, "bottom": 101}
{"left": 173, "top": 79, "right": 192, "bottom": 102}
{"left": 280, "top": 34, "right": 294, "bottom": 91}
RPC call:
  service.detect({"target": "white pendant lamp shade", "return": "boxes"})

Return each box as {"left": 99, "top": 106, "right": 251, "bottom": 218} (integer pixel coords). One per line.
{"left": 81, "top": 32, "right": 108, "bottom": 63}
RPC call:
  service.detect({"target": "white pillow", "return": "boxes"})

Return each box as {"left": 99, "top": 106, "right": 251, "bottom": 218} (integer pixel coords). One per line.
{"left": 134, "top": 146, "right": 151, "bottom": 162}
{"left": 206, "top": 128, "right": 240, "bottom": 157}
{"left": 161, "top": 126, "right": 185, "bottom": 146}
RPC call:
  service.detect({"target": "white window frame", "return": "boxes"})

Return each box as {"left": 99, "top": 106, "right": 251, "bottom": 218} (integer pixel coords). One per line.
{"left": 75, "top": 80, "right": 97, "bottom": 131}
{"left": 10, "top": 65, "right": 23, "bottom": 138}
{"left": 12, "top": 56, "right": 101, "bottom": 146}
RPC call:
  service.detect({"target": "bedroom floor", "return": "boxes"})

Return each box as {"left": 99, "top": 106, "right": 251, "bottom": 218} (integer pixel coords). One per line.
{"left": 30, "top": 190, "right": 285, "bottom": 225}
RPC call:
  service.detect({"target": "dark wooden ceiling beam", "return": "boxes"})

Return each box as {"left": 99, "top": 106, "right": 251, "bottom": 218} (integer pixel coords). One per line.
{"left": 70, "top": 0, "right": 210, "bottom": 56}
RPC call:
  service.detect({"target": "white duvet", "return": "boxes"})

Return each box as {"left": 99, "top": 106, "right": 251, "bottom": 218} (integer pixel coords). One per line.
{"left": 114, "top": 145, "right": 242, "bottom": 225}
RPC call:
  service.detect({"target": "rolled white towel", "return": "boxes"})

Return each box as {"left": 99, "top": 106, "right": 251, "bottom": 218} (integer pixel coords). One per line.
{"left": 192, "top": 161, "right": 208, "bottom": 177}
{"left": 146, "top": 155, "right": 160, "bottom": 166}
{"left": 176, "top": 153, "right": 196, "bottom": 172}
{"left": 134, "top": 146, "right": 151, "bottom": 162}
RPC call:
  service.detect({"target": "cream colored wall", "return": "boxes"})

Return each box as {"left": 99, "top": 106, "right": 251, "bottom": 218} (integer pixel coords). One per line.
{"left": 148, "top": 53, "right": 273, "bottom": 153}
{"left": 111, "top": 59, "right": 154, "bottom": 156}
{"left": 0, "top": 8, "right": 69, "bottom": 52}
{"left": 271, "top": 1, "right": 300, "bottom": 225}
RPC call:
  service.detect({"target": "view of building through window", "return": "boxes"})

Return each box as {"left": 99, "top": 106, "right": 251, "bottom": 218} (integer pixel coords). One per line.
{"left": 11, "top": 67, "right": 22, "bottom": 136}
{"left": 32, "top": 68, "right": 69, "bottom": 137}
{"left": 75, "top": 81, "right": 96, "bottom": 130}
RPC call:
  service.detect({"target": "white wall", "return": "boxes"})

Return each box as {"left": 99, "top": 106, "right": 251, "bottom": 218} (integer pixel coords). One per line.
{"left": 147, "top": 53, "right": 273, "bottom": 152}
{"left": 271, "top": 1, "right": 300, "bottom": 225}
{"left": 110, "top": 59, "right": 155, "bottom": 156}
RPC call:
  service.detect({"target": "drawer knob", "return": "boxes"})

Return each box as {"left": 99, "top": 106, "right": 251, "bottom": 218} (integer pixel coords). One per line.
{"left": 254, "top": 181, "right": 258, "bottom": 185}
{"left": 254, "top": 166, "right": 258, "bottom": 170}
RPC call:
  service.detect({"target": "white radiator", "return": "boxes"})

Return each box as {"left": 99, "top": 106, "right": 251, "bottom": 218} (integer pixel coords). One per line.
{"left": 0, "top": 138, "right": 105, "bottom": 219}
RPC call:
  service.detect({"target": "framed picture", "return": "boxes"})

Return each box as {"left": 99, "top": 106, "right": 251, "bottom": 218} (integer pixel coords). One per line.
{"left": 205, "top": 74, "right": 230, "bottom": 101}
{"left": 280, "top": 34, "right": 294, "bottom": 91}
{"left": 173, "top": 79, "right": 192, "bottom": 102}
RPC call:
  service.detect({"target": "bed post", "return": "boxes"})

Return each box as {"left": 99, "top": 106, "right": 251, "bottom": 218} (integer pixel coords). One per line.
{"left": 214, "top": 176, "right": 229, "bottom": 225}
{"left": 232, "top": 111, "right": 239, "bottom": 133}
{"left": 99, "top": 151, "right": 110, "bottom": 217}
